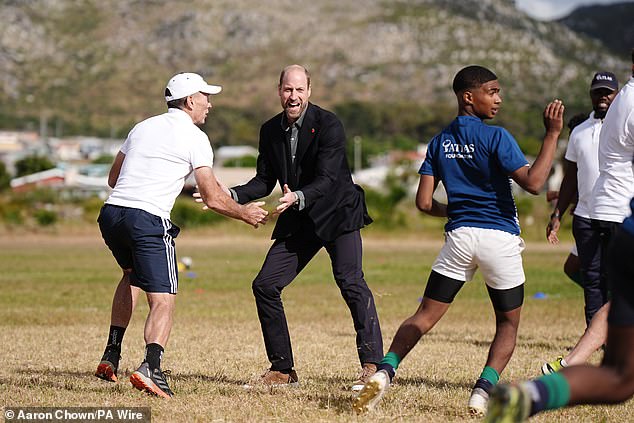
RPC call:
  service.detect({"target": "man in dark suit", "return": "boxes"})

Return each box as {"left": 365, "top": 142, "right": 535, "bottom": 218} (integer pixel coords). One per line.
{"left": 231, "top": 64, "right": 383, "bottom": 389}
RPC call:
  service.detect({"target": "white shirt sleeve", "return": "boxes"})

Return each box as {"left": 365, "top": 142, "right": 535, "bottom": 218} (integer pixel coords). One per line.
{"left": 564, "top": 127, "right": 580, "bottom": 162}
{"left": 120, "top": 126, "right": 136, "bottom": 154}
{"left": 190, "top": 132, "right": 214, "bottom": 169}
{"left": 626, "top": 108, "right": 634, "bottom": 148}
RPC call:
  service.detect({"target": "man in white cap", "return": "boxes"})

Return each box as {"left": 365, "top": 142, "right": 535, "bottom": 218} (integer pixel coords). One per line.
{"left": 94, "top": 72, "right": 268, "bottom": 398}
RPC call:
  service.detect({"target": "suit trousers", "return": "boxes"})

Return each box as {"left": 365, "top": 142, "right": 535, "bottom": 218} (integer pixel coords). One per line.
{"left": 251, "top": 228, "right": 383, "bottom": 371}
{"left": 573, "top": 215, "right": 618, "bottom": 326}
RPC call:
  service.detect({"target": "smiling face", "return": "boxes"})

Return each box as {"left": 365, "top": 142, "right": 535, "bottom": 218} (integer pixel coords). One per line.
{"left": 590, "top": 87, "right": 617, "bottom": 119}
{"left": 466, "top": 79, "right": 502, "bottom": 120}
{"left": 278, "top": 67, "right": 311, "bottom": 124}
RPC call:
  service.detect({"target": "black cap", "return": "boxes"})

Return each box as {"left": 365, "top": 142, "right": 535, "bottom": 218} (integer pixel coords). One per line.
{"left": 590, "top": 72, "right": 618, "bottom": 91}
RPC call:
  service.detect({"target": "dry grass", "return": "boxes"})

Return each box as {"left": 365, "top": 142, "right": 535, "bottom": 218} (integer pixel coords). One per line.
{"left": 0, "top": 230, "right": 631, "bottom": 422}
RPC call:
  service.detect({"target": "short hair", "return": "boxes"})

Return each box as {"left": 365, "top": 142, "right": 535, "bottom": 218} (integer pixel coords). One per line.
{"left": 279, "top": 65, "right": 311, "bottom": 89}
{"left": 166, "top": 95, "right": 187, "bottom": 110}
{"left": 452, "top": 65, "right": 497, "bottom": 94}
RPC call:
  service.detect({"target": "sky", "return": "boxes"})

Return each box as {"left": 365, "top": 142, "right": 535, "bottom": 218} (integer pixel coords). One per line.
{"left": 516, "top": 0, "right": 634, "bottom": 20}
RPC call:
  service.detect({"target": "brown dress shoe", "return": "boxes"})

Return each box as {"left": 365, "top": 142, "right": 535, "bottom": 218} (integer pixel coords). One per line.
{"left": 243, "top": 369, "right": 299, "bottom": 389}
{"left": 351, "top": 363, "right": 377, "bottom": 391}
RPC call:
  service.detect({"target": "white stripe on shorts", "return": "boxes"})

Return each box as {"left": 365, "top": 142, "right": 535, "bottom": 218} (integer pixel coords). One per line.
{"left": 161, "top": 218, "right": 177, "bottom": 294}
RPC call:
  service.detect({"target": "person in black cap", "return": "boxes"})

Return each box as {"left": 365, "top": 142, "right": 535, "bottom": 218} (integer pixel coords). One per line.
{"left": 541, "top": 71, "right": 618, "bottom": 374}
{"left": 486, "top": 48, "right": 634, "bottom": 423}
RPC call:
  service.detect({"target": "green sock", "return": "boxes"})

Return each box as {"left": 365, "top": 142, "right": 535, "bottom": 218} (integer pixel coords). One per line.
{"left": 479, "top": 366, "right": 500, "bottom": 385}
{"left": 538, "top": 372, "right": 571, "bottom": 409}
{"left": 380, "top": 352, "right": 401, "bottom": 370}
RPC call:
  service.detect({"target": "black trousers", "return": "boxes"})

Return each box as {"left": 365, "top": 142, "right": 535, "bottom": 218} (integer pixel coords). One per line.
{"left": 574, "top": 215, "right": 619, "bottom": 326}
{"left": 607, "top": 227, "right": 634, "bottom": 326}
{"left": 252, "top": 229, "right": 383, "bottom": 371}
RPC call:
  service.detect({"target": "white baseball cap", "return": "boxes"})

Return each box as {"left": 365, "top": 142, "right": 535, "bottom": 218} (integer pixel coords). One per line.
{"left": 165, "top": 72, "right": 222, "bottom": 101}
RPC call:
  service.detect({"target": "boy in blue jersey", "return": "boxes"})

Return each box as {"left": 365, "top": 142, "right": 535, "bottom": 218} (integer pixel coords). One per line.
{"left": 353, "top": 65, "right": 564, "bottom": 416}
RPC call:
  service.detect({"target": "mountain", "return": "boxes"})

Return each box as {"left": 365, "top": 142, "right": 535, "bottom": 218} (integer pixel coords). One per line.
{"left": 558, "top": 2, "right": 634, "bottom": 58}
{"left": 0, "top": 0, "right": 630, "bottom": 151}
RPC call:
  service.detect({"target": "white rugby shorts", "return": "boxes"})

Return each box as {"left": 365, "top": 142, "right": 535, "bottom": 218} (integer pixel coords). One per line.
{"left": 431, "top": 226, "right": 526, "bottom": 290}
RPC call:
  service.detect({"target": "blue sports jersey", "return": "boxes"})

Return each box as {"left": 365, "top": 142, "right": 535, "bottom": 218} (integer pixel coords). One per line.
{"left": 419, "top": 115, "right": 528, "bottom": 235}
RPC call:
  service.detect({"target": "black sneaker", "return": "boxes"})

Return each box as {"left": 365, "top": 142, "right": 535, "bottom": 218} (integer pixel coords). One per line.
{"left": 95, "top": 347, "right": 120, "bottom": 382}
{"left": 129, "top": 362, "right": 173, "bottom": 398}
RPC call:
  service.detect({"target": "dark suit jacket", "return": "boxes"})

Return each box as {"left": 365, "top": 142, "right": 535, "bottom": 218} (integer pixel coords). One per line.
{"left": 232, "top": 103, "right": 372, "bottom": 242}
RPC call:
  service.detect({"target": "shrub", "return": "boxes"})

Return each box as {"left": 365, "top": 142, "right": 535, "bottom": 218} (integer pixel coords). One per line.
{"left": 14, "top": 155, "right": 55, "bottom": 177}
{"left": 0, "top": 162, "right": 11, "bottom": 191}
{"left": 91, "top": 154, "right": 114, "bottom": 164}
{"left": 82, "top": 196, "right": 105, "bottom": 223}
{"left": 364, "top": 173, "right": 409, "bottom": 228}
{"left": 34, "top": 209, "right": 58, "bottom": 226}
{"left": 223, "top": 155, "right": 257, "bottom": 167}
{"left": 170, "top": 196, "right": 224, "bottom": 228}
{"left": 0, "top": 202, "right": 24, "bottom": 225}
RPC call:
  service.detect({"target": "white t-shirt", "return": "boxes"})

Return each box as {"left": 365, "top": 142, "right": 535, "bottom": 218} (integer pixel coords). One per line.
{"left": 106, "top": 108, "right": 214, "bottom": 219}
{"left": 590, "top": 77, "right": 634, "bottom": 223}
{"left": 564, "top": 111, "right": 601, "bottom": 219}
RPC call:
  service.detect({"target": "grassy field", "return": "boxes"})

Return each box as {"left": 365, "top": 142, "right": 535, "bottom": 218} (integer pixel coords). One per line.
{"left": 0, "top": 226, "right": 630, "bottom": 422}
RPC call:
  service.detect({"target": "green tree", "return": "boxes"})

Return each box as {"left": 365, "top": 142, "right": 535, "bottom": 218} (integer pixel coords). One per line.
{"left": 0, "top": 161, "right": 11, "bottom": 191}
{"left": 14, "top": 155, "right": 56, "bottom": 177}
{"left": 364, "top": 172, "right": 410, "bottom": 228}
{"left": 91, "top": 154, "right": 114, "bottom": 164}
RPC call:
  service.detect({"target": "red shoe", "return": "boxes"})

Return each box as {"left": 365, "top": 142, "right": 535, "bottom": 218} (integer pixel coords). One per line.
{"left": 95, "top": 348, "right": 120, "bottom": 382}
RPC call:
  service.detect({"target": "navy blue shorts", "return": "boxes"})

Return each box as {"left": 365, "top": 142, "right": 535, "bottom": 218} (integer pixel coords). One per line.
{"left": 98, "top": 204, "right": 180, "bottom": 294}
{"left": 607, "top": 227, "right": 634, "bottom": 326}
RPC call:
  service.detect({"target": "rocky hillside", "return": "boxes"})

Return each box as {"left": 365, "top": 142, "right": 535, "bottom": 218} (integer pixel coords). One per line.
{"left": 558, "top": 2, "right": 634, "bottom": 58}
{"left": 0, "top": 0, "right": 630, "bottom": 144}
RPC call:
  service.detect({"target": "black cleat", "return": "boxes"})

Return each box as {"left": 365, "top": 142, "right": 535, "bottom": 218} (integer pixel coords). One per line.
{"left": 95, "top": 347, "right": 120, "bottom": 382}
{"left": 129, "top": 362, "right": 174, "bottom": 398}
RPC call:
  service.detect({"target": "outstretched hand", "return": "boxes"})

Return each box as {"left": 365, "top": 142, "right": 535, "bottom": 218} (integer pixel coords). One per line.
{"left": 192, "top": 191, "right": 208, "bottom": 210}
{"left": 244, "top": 201, "right": 268, "bottom": 228}
{"left": 546, "top": 216, "right": 560, "bottom": 244}
{"left": 543, "top": 99, "right": 564, "bottom": 135}
{"left": 274, "top": 184, "right": 298, "bottom": 216}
